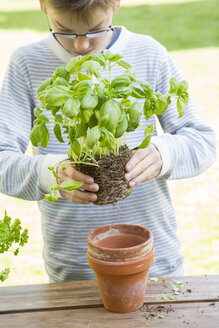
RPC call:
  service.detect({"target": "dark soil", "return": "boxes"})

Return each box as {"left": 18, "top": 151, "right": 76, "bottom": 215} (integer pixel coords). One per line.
{"left": 74, "top": 145, "right": 133, "bottom": 206}
{"left": 140, "top": 304, "right": 174, "bottom": 320}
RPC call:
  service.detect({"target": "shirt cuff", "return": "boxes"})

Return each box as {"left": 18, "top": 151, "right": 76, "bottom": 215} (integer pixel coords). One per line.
{"left": 39, "top": 154, "right": 68, "bottom": 194}
{"left": 150, "top": 136, "right": 172, "bottom": 179}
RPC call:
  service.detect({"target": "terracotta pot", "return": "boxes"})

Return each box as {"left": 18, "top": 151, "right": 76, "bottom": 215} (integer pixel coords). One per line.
{"left": 87, "top": 224, "right": 154, "bottom": 313}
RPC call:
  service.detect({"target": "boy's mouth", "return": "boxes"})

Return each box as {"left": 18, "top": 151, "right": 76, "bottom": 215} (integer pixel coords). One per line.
{"left": 74, "top": 50, "right": 93, "bottom": 56}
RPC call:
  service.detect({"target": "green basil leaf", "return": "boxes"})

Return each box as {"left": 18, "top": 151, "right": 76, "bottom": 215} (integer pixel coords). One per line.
{"left": 54, "top": 114, "right": 63, "bottom": 123}
{"left": 127, "top": 102, "right": 142, "bottom": 130}
{"left": 111, "top": 74, "right": 131, "bottom": 89}
{"left": 103, "top": 50, "right": 123, "bottom": 62}
{"left": 53, "top": 77, "right": 69, "bottom": 87}
{"left": 60, "top": 179, "right": 84, "bottom": 191}
{"left": 40, "top": 125, "right": 50, "bottom": 148}
{"left": 45, "top": 192, "right": 60, "bottom": 202}
{"left": 100, "top": 100, "right": 121, "bottom": 134}
{"left": 86, "top": 126, "right": 101, "bottom": 149}
{"left": 115, "top": 113, "right": 128, "bottom": 138}
{"left": 88, "top": 53, "right": 106, "bottom": 67}
{"left": 38, "top": 90, "right": 47, "bottom": 109}
{"left": 68, "top": 126, "right": 75, "bottom": 141}
{"left": 136, "top": 80, "right": 153, "bottom": 98}
{"left": 63, "top": 98, "right": 80, "bottom": 118}
{"left": 120, "top": 99, "right": 131, "bottom": 107}
{"left": 88, "top": 113, "right": 98, "bottom": 129}
{"left": 99, "top": 128, "right": 116, "bottom": 149}
{"left": 169, "top": 77, "right": 180, "bottom": 96}
{"left": 177, "top": 98, "right": 186, "bottom": 118}
{"left": 180, "top": 91, "right": 189, "bottom": 105}
{"left": 112, "top": 86, "right": 133, "bottom": 98}
{"left": 103, "top": 49, "right": 115, "bottom": 60}
{"left": 128, "top": 102, "right": 142, "bottom": 114}
{"left": 81, "top": 93, "right": 98, "bottom": 110}
{"left": 54, "top": 124, "right": 64, "bottom": 143}
{"left": 34, "top": 107, "right": 43, "bottom": 118}
{"left": 66, "top": 56, "right": 85, "bottom": 73}
{"left": 131, "top": 86, "right": 145, "bottom": 99}
{"left": 109, "top": 54, "right": 123, "bottom": 62}
{"left": 143, "top": 99, "right": 155, "bottom": 120}
{"left": 30, "top": 124, "right": 41, "bottom": 147}
{"left": 75, "top": 122, "right": 88, "bottom": 138}
{"left": 116, "top": 59, "right": 132, "bottom": 69}
{"left": 180, "top": 80, "right": 189, "bottom": 91}
{"left": 37, "top": 114, "right": 49, "bottom": 123}
{"left": 144, "top": 124, "right": 154, "bottom": 135}
{"left": 37, "top": 78, "right": 53, "bottom": 96}
{"left": 71, "top": 139, "right": 81, "bottom": 157}
{"left": 154, "top": 94, "right": 171, "bottom": 115}
{"left": 124, "top": 69, "right": 136, "bottom": 82}
{"left": 45, "top": 86, "right": 70, "bottom": 106}
{"left": 78, "top": 72, "right": 92, "bottom": 81}
{"left": 83, "top": 60, "right": 102, "bottom": 75}
{"left": 81, "top": 108, "right": 93, "bottom": 123}
{"left": 137, "top": 134, "right": 151, "bottom": 149}
{"left": 53, "top": 66, "right": 70, "bottom": 82}
{"left": 51, "top": 107, "right": 60, "bottom": 116}
{"left": 75, "top": 80, "right": 92, "bottom": 96}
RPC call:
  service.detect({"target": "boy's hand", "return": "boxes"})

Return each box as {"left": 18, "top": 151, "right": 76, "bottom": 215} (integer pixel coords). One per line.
{"left": 57, "top": 163, "right": 99, "bottom": 204}
{"left": 124, "top": 144, "right": 162, "bottom": 187}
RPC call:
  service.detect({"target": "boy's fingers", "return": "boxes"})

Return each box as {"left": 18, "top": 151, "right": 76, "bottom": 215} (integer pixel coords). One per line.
{"left": 60, "top": 189, "right": 97, "bottom": 204}
{"left": 58, "top": 174, "right": 99, "bottom": 192}
{"left": 81, "top": 183, "right": 99, "bottom": 192}
{"left": 125, "top": 156, "right": 151, "bottom": 182}
{"left": 129, "top": 165, "right": 161, "bottom": 187}
{"left": 74, "top": 190, "right": 97, "bottom": 202}
{"left": 125, "top": 147, "right": 150, "bottom": 172}
{"left": 58, "top": 164, "right": 94, "bottom": 184}
{"left": 124, "top": 145, "right": 162, "bottom": 183}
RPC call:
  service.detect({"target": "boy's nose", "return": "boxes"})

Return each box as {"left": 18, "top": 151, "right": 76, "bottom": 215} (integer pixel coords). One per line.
{"left": 74, "top": 36, "right": 90, "bottom": 52}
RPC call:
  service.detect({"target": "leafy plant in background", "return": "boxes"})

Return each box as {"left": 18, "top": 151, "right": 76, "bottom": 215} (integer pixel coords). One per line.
{"left": 0, "top": 211, "right": 29, "bottom": 282}
{"left": 30, "top": 50, "right": 189, "bottom": 203}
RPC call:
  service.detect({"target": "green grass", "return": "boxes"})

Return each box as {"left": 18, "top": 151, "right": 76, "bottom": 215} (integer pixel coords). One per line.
{"left": 181, "top": 212, "right": 219, "bottom": 274}
{"left": 0, "top": 0, "right": 219, "bottom": 50}
{"left": 114, "top": 0, "right": 219, "bottom": 50}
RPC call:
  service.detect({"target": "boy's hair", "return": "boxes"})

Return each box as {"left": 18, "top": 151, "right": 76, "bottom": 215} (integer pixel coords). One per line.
{"left": 44, "top": 0, "right": 116, "bottom": 19}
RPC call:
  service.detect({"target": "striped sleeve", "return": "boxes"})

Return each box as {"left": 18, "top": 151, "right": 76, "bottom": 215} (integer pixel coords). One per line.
{"left": 0, "top": 52, "right": 64, "bottom": 200}
{"left": 152, "top": 47, "right": 216, "bottom": 179}
{"left": 0, "top": 52, "right": 44, "bottom": 200}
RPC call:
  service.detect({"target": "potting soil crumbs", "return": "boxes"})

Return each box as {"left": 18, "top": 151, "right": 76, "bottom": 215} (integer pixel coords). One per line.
{"left": 140, "top": 304, "right": 174, "bottom": 320}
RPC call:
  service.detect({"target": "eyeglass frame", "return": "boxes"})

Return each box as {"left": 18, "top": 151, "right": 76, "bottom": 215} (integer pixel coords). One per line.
{"left": 50, "top": 25, "right": 114, "bottom": 40}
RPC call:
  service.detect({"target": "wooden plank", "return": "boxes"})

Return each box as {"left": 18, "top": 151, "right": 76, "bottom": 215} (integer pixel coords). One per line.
{"left": 0, "top": 275, "right": 218, "bottom": 314}
{"left": 0, "top": 301, "right": 218, "bottom": 328}
{"left": 145, "top": 274, "right": 219, "bottom": 303}
{"left": 0, "top": 280, "right": 102, "bottom": 314}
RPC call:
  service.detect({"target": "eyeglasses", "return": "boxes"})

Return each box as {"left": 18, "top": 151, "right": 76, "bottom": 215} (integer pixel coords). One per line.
{"left": 50, "top": 25, "right": 114, "bottom": 40}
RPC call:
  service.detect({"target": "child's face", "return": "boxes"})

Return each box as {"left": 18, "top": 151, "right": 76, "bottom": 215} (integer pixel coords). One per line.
{"left": 41, "top": 2, "right": 120, "bottom": 56}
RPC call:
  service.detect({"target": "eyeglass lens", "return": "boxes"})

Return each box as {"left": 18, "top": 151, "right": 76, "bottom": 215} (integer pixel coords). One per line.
{"left": 54, "top": 28, "right": 112, "bottom": 40}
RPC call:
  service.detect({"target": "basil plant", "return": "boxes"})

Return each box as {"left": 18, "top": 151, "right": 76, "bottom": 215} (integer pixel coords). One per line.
{"left": 30, "top": 50, "right": 189, "bottom": 201}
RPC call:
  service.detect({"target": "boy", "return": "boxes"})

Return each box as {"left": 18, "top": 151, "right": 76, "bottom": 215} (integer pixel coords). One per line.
{"left": 0, "top": 0, "right": 216, "bottom": 281}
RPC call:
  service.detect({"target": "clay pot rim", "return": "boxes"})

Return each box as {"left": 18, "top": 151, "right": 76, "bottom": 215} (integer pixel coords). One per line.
{"left": 87, "top": 223, "right": 153, "bottom": 253}
{"left": 87, "top": 247, "right": 154, "bottom": 267}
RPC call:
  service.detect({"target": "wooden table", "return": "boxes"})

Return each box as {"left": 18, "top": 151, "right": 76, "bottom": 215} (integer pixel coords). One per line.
{"left": 0, "top": 275, "right": 218, "bottom": 327}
